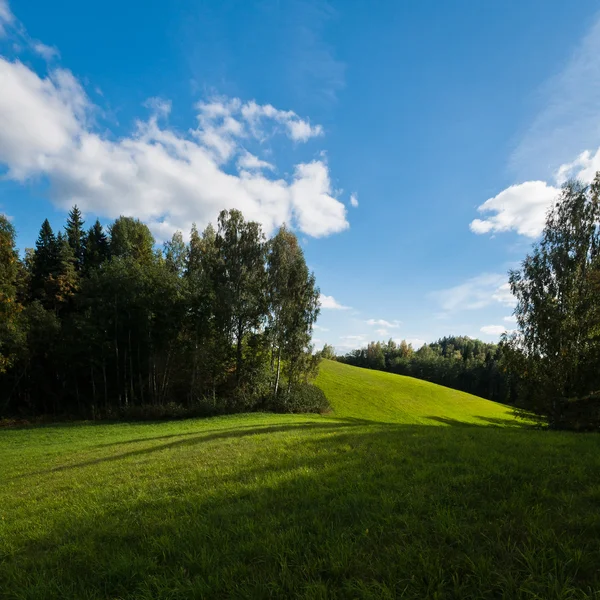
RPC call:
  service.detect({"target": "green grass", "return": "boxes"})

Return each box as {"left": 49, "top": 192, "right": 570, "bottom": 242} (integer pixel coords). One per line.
{"left": 317, "top": 359, "right": 521, "bottom": 425}
{"left": 1, "top": 362, "right": 600, "bottom": 599}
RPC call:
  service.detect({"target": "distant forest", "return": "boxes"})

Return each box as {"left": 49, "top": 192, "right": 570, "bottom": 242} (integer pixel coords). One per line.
{"left": 0, "top": 208, "right": 327, "bottom": 419}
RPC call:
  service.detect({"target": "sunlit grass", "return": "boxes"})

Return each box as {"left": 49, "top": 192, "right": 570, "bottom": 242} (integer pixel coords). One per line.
{"left": 1, "top": 362, "right": 599, "bottom": 599}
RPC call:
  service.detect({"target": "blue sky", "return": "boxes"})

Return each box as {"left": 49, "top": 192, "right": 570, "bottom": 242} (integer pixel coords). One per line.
{"left": 2, "top": 0, "right": 600, "bottom": 351}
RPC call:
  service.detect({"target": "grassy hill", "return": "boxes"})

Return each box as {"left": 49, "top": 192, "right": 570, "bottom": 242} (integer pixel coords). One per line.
{"left": 1, "top": 361, "right": 600, "bottom": 599}
{"left": 317, "top": 359, "right": 519, "bottom": 425}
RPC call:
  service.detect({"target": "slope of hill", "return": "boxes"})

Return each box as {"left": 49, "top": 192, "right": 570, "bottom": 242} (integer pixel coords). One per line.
{"left": 317, "top": 359, "right": 518, "bottom": 425}
{"left": 2, "top": 361, "right": 600, "bottom": 599}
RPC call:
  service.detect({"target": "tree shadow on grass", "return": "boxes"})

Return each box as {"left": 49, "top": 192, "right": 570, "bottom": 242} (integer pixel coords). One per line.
{"left": 5, "top": 423, "right": 600, "bottom": 599}
{"left": 13, "top": 420, "right": 366, "bottom": 480}
{"left": 426, "top": 415, "right": 535, "bottom": 428}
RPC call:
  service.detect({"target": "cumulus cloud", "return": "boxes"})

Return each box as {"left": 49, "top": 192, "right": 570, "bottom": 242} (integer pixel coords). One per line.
{"left": 504, "top": 314, "right": 517, "bottom": 323}
{"left": 0, "top": 55, "right": 350, "bottom": 239}
{"left": 350, "top": 193, "right": 358, "bottom": 207}
{"left": 480, "top": 325, "right": 509, "bottom": 336}
{"left": 470, "top": 146, "right": 600, "bottom": 238}
{"left": 319, "top": 294, "right": 350, "bottom": 310}
{"left": 470, "top": 181, "right": 559, "bottom": 238}
{"left": 366, "top": 318, "right": 401, "bottom": 328}
{"left": 313, "top": 324, "right": 329, "bottom": 331}
{"left": 375, "top": 328, "right": 389, "bottom": 337}
{"left": 434, "top": 273, "right": 515, "bottom": 314}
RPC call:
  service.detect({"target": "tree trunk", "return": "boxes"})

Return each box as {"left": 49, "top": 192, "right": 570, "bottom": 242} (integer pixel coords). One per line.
{"left": 274, "top": 345, "right": 282, "bottom": 396}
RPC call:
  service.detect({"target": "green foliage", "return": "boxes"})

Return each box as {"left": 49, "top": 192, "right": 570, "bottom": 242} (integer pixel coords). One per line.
{"left": 65, "top": 205, "right": 85, "bottom": 270}
{"left": 83, "top": 219, "right": 110, "bottom": 273}
{"left": 0, "top": 208, "right": 320, "bottom": 419}
{"left": 506, "top": 174, "right": 600, "bottom": 427}
{"left": 267, "top": 382, "right": 330, "bottom": 413}
{"left": 0, "top": 214, "right": 21, "bottom": 374}
{"left": 109, "top": 216, "right": 155, "bottom": 263}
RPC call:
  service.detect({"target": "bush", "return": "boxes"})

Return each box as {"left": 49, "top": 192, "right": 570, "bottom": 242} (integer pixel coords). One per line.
{"left": 267, "top": 383, "right": 331, "bottom": 414}
{"left": 550, "top": 394, "right": 600, "bottom": 431}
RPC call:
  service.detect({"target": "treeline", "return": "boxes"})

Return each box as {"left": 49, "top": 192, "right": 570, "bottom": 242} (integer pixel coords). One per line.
{"left": 0, "top": 208, "right": 327, "bottom": 419}
{"left": 336, "top": 337, "right": 514, "bottom": 404}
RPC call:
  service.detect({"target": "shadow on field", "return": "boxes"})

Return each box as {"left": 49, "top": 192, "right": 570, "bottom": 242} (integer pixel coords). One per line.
{"left": 5, "top": 422, "right": 600, "bottom": 599}
{"left": 426, "top": 414, "right": 532, "bottom": 428}
{"left": 20, "top": 421, "right": 363, "bottom": 478}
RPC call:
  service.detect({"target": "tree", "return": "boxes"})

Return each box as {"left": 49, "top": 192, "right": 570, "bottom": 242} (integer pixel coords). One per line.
{"left": 109, "top": 216, "right": 155, "bottom": 263}
{"left": 319, "top": 344, "right": 336, "bottom": 360}
{"left": 267, "top": 226, "right": 320, "bottom": 393}
{"left": 65, "top": 205, "right": 85, "bottom": 270}
{"left": 164, "top": 231, "right": 187, "bottom": 276}
{"left": 83, "top": 219, "right": 110, "bottom": 273}
{"left": 0, "top": 215, "right": 21, "bottom": 374}
{"left": 215, "top": 210, "right": 267, "bottom": 382}
{"left": 506, "top": 175, "right": 600, "bottom": 425}
{"left": 31, "top": 219, "right": 58, "bottom": 306}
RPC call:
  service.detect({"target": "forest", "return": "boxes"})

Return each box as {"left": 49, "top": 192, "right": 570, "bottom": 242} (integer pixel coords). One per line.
{"left": 0, "top": 208, "right": 326, "bottom": 419}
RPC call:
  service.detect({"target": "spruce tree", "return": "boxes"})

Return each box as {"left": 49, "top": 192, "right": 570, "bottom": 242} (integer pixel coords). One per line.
{"left": 83, "top": 219, "right": 110, "bottom": 273}
{"left": 65, "top": 205, "right": 85, "bottom": 271}
{"left": 31, "top": 219, "right": 58, "bottom": 303}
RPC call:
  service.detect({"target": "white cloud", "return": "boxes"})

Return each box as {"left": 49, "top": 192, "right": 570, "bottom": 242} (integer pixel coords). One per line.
{"left": 32, "top": 42, "right": 59, "bottom": 61}
{"left": 480, "top": 325, "right": 509, "bottom": 336}
{"left": 375, "top": 328, "right": 389, "bottom": 337}
{"left": 0, "top": 56, "right": 350, "bottom": 239}
{"left": 237, "top": 151, "right": 274, "bottom": 171}
{"left": 240, "top": 100, "right": 323, "bottom": 142}
{"left": 319, "top": 294, "right": 350, "bottom": 310}
{"left": 434, "top": 273, "right": 515, "bottom": 313}
{"left": 0, "top": 0, "right": 14, "bottom": 37}
{"left": 350, "top": 192, "right": 358, "bottom": 207}
{"left": 504, "top": 314, "right": 517, "bottom": 323}
{"left": 366, "top": 318, "right": 400, "bottom": 328}
{"left": 313, "top": 324, "right": 329, "bottom": 331}
{"left": 144, "top": 97, "right": 171, "bottom": 118}
{"left": 470, "top": 180, "right": 559, "bottom": 238}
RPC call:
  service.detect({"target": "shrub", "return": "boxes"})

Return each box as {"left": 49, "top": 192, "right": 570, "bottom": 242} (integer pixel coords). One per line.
{"left": 267, "top": 383, "right": 331, "bottom": 414}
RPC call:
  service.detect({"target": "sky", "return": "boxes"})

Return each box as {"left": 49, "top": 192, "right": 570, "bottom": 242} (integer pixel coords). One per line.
{"left": 2, "top": 0, "right": 600, "bottom": 352}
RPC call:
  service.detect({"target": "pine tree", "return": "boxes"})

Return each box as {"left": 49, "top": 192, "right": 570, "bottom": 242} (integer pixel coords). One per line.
{"left": 83, "top": 219, "right": 110, "bottom": 273}
{"left": 65, "top": 205, "right": 85, "bottom": 271}
{"left": 31, "top": 219, "right": 58, "bottom": 304}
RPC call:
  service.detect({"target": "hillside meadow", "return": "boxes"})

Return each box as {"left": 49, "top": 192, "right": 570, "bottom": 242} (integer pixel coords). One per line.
{"left": 1, "top": 361, "right": 600, "bottom": 599}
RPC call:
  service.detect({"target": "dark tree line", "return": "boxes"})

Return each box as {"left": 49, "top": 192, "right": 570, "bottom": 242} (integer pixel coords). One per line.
{"left": 0, "top": 208, "right": 325, "bottom": 419}
{"left": 337, "top": 337, "right": 515, "bottom": 404}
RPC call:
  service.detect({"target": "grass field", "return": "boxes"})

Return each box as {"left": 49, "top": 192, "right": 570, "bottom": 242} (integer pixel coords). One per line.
{"left": 1, "top": 361, "right": 600, "bottom": 599}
